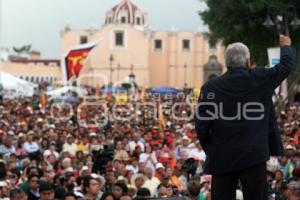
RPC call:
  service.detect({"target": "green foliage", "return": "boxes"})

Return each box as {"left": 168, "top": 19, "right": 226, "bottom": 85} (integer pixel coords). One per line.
{"left": 12, "top": 45, "right": 32, "bottom": 55}
{"left": 200, "top": 0, "right": 300, "bottom": 66}
{"left": 122, "top": 83, "right": 132, "bottom": 90}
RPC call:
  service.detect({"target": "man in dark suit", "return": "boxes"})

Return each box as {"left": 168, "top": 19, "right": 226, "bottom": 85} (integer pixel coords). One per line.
{"left": 194, "top": 35, "right": 296, "bottom": 200}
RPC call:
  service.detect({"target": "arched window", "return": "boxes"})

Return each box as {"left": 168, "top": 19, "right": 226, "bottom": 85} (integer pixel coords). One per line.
{"left": 182, "top": 40, "right": 191, "bottom": 51}
{"left": 121, "top": 16, "right": 126, "bottom": 23}
{"left": 136, "top": 17, "right": 141, "bottom": 25}
{"left": 80, "top": 36, "right": 88, "bottom": 44}
{"left": 115, "top": 31, "right": 124, "bottom": 47}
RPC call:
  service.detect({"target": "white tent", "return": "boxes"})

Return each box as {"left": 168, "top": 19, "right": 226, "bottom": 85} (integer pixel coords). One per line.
{"left": 0, "top": 71, "right": 37, "bottom": 97}
{"left": 46, "top": 86, "right": 87, "bottom": 97}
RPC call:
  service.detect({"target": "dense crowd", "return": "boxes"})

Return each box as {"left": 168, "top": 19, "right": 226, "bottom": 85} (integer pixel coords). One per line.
{"left": 0, "top": 86, "right": 299, "bottom": 200}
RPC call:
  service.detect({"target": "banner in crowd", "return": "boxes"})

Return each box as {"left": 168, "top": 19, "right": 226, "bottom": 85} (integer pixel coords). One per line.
{"left": 62, "top": 40, "right": 100, "bottom": 83}
{"left": 267, "top": 47, "right": 288, "bottom": 99}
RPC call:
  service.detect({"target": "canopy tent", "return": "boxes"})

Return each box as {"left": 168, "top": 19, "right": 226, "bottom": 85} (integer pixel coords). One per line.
{"left": 46, "top": 86, "right": 87, "bottom": 97}
{"left": 149, "top": 87, "right": 179, "bottom": 95}
{"left": 0, "top": 71, "right": 37, "bottom": 97}
{"left": 51, "top": 96, "right": 80, "bottom": 104}
{"left": 101, "top": 86, "right": 126, "bottom": 94}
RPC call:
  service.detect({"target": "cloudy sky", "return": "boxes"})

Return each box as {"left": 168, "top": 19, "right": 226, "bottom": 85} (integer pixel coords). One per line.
{"left": 1, "top": 0, "right": 207, "bottom": 59}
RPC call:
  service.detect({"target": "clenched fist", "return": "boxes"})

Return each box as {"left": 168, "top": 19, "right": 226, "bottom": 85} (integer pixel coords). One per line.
{"left": 280, "top": 35, "right": 291, "bottom": 46}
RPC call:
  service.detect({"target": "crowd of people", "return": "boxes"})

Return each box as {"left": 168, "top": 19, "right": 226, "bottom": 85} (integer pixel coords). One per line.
{"left": 267, "top": 103, "right": 300, "bottom": 199}
{"left": 0, "top": 85, "right": 299, "bottom": 200}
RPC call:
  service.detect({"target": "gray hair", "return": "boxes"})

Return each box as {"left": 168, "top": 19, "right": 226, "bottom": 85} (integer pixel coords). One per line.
{"left": 225, "top": 43, "right": 250, "bottom": 68}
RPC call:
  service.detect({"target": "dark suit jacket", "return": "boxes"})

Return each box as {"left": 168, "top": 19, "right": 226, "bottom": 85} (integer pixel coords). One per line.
{"left": 27, "top": 191, "right": 40, "bottom": 200}
{"left": 194, "top": 46, "right": 296, "bottom": 175}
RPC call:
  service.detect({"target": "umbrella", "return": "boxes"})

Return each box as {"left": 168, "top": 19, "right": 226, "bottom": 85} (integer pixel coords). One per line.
{"left": 51, "top": 96, "right": 80, "bottom": 104}
{"left": 101, "top": 86, "right": 126, "bottom": 94}
{"left": 150, "top": 87, "right": 178, "bottom": 95}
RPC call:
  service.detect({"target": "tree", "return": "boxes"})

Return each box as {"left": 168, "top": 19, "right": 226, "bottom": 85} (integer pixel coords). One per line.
{"left": 200, "top": 0, "right": 300, "bottom": 107}
{"left": 12, "top": 45, "right": 32, "bottom": 56}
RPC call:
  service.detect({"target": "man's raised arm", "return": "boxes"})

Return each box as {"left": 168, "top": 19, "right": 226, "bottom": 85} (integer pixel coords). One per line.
{"left": 266, "top": 35, "right": 296, "bottom": 90}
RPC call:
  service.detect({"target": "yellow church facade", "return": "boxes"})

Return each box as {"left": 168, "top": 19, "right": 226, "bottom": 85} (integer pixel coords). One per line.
{"left": 61, "top": 0, "right": 225, "bottom": 88}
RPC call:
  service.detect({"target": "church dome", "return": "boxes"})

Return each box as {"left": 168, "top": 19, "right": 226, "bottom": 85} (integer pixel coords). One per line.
{"left": 105, "top": 0, "right": 147, "bottom": 27}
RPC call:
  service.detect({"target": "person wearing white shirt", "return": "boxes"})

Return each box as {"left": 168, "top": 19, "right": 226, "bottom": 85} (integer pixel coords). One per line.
{"left": 176, "top": 136, "right": 191, "bottom": 160}
{"left": 0, "top": 137, "right": 16, "bottom": 160}
{"left": 23, "top": 133, "right": 39, "bottom": 153}
{"left": 129, "top": 133, "right": 144, "bottom": 154}
{"left": 23, "top": 133, "right": 40, "bottom": 160}
{"left": 23, "top": 142, "right": 39, "bottom": 153}
{"left": 62, "top": 135, "right": 77, "bottom": 156}
{"left": 125, "top": 165, "right": 139, "bottom": 174}
{"left": 43, "top": 143, "right": 59, "bottom": 159}
{"left": 142, "top": 167, "right": 161, "bottom": 197}
{"left": 189, "top": 141, "right": 206, "bottom": 162}
{"left": 139, "top": 144, "right": 157, "bottom": 173}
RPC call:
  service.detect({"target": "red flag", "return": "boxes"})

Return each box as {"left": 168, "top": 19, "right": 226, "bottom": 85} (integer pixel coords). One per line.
{"left": 63, "top": 41, "right": 100, "bottom": 80}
